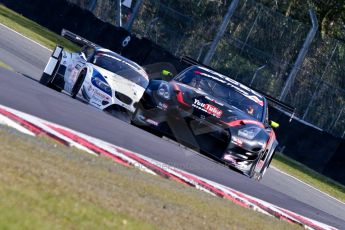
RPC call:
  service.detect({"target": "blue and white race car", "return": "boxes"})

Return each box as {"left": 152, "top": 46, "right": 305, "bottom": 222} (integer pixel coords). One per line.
{"left": 39, "top": 31, "right": 149, "bottom": 121}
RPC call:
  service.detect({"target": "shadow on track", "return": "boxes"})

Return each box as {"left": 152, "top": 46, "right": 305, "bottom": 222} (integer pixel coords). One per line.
{"left": 20, "top": 73, "right": 88, "bottom": 105}
{"left": 21, "top": 73, "right": 39, "bottom": 82}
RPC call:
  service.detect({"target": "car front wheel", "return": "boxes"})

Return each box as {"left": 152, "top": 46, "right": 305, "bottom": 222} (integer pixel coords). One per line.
{"left": 71, "top": 69, "right": 87, "bottom": 98}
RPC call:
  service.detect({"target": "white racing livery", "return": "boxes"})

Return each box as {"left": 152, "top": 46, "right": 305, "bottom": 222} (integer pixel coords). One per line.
{"left": 40, "top": 31, "right": 149, "bottom": 121}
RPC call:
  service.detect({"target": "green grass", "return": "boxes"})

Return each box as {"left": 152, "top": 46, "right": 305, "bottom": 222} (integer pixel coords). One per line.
{"left": 0, "top": 4, "right": 78, "bottom": 51}
{"left": 272, "top": 153, "right": 345, "bottom": 203}
{"left": 0, "top": 60, "right": 12, "bottom": 70}
{"left": 0, "top": 126, "right": 299, "bottom": 229}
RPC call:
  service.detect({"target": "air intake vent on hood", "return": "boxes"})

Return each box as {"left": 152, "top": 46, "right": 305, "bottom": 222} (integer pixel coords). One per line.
{"left": 115, "top": 92, "right": 132, "bottom": 105}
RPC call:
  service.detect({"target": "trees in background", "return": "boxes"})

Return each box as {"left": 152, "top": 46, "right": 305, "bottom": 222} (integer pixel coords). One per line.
{"left": 67, "top": 0, "right": 345, "bottom": 137}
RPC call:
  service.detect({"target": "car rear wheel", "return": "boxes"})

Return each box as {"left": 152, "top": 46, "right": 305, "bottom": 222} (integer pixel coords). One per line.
{"left": 39, "top": 72, "right": 53, "bottom": 86}
{"left": 40, "top": 73, "right": 63, "bottom": 93}
{"left": 40, "top": 46, "right": 63, "bottom": 92}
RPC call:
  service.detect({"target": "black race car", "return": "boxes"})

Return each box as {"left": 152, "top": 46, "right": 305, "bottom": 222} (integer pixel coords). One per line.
{"left": 132, "top": 65, "right": 282, "bottom": 180}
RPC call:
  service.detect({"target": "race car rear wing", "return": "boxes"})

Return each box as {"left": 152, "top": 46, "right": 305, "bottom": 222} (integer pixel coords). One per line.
{"left": 181, "top": 56, "right": 218, "bottom": 72}
{"left": 181, "top": 56, "right": 296, "bottom": 121}
{"left": 61, "top": 29, "right": 98, "bottom": 48}
{"left": 258, "top": 91, "right": 295, "bottom": 121}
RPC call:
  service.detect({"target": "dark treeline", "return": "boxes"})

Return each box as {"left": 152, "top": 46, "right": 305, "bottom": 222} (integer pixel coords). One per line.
{"left": 66, "top": 0, "right": 345, "bottom": 138}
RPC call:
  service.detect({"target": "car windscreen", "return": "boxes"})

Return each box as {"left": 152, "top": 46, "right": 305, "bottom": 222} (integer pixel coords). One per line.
{"left": 174, "top": 68, "right": 264, "bottom": 121}
{"left": 92, "top": 52, "right": 149, "bottom": 88}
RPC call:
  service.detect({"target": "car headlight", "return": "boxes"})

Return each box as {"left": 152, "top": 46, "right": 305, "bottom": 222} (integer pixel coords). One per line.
{"left": 238, "top": 126, "right": 261, "bottom": 140}
{"left": 92, "top": 77, "right": 112, "bottom": 95}
{"left": 157, "top": 83, "right": 171, "bottom": 100}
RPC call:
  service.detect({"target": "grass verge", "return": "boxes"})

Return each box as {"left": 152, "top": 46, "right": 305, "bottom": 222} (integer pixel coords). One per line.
{"left": 0, "top": 4, "right": 78, "bottom": 51}
{"left": 0, "top": 126, "right": 299, "bottom": 229}
{"left": 272, "top": 153, "right": 345, "bottom": 203}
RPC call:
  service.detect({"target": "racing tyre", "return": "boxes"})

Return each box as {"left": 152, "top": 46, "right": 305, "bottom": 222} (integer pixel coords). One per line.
{"left": 131, "top": 106, "right": 146, "bottom": 126}
{"left": 39, "top": 73, "right": 62, "bottom": 92}
{"left": 39, "top": 73, "right": 53, "bottom": 86}
{"left": 249, "top": 154, "right": 266, "bottom": 181}
{"left": 40, "top": 47, "right": 62, "bottom": 91}
{"left": 250, "top": 149, "right": 275, "bottom": 181}
{"left": 71, "top": 69, "right": 87, "bottom": 99}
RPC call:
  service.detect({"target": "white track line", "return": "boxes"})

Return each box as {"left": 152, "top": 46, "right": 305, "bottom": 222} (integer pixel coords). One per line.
{"left": 0, "top": 23, "right": 52, "bottom": 51}
{"left": 0, "top": 113, "right": 35, "bottom": 136}
{"left": 272, "top": 166, "right": 345, "bottom": 206}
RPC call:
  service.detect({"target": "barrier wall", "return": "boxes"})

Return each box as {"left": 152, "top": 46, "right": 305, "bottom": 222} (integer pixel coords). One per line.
{"left": 270, "top": 107, "right": 344, "bottom": 182}
{"left": 1, "top": 0, "right": 344, "bottom": 184}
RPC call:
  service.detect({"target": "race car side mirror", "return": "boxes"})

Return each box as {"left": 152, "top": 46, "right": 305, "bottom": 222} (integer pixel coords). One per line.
{"left": 270, "top": 120, "right": 280, "bottom": 129}
{"left": 161, "top": 70, "right": 174, "bottom": 81}
{"left": 162, "top": 70, "right": 173, "bottom": 77}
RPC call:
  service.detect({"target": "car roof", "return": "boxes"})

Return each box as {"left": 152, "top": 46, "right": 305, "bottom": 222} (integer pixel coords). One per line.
{"left": 94, "top": 48, "right": 144, "bottom": 72}
{"left": 192, "top": 65, "right": 265, "bottom": 101}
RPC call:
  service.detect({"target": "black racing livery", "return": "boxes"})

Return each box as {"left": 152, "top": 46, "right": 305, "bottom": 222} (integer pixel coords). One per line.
{"left": 132, "top": 65, "right": 281, "bottom": 180}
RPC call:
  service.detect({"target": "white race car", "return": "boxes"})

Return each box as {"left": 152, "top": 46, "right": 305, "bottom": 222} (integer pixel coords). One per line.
{"left": 40, "top": 31, "right": 149, "bottom": 121}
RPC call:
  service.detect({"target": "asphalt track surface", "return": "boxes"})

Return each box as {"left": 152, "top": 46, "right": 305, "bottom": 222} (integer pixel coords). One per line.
{"left": 1, "top": 24, "right": 345, "bottom": 229}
